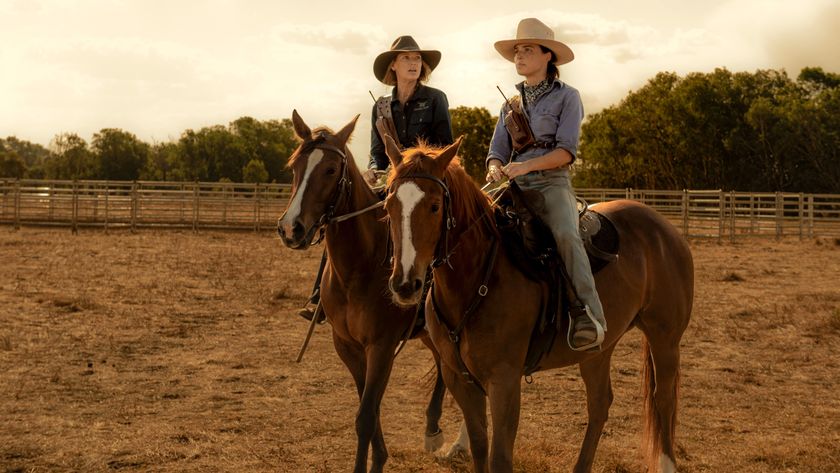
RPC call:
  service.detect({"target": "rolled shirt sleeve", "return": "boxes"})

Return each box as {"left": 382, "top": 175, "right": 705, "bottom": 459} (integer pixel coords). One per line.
{"left": 553, "top": 87, "right": 584, "bottom": 163}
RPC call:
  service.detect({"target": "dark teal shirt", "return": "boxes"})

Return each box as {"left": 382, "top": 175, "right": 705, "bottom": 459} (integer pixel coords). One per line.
{"left": 369, "top": 84, "right": 453, "bottom": 170}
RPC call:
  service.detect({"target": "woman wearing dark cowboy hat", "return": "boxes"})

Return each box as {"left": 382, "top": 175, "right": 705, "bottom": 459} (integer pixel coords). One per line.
{"left": 363, "top": 35, "right": 453, "bottom": 185}
{"left": 486, "top": 18, "right": 607, "bottom": 352}
{"left": 298, "top": 35, "right": 453, "bottom": 322}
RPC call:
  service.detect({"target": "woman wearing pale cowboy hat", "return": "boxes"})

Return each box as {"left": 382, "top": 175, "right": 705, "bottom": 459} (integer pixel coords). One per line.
{"left": 485, "top": 18, "right": 607, "bottom": 351}
{"left": 297, "top": 35, "right": 453, "bottom": 323}
{"left": 362, "top": 35, "right": 453, "bottom": 185}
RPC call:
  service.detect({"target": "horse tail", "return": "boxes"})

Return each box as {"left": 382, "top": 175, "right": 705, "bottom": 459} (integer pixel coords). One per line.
{"left": 640, "top": 335, "right": 680, "bottom": 473}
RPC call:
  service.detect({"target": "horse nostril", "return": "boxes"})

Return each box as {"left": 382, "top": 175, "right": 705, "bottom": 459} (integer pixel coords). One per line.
{"left": 413, "top": 278, "right": 423, "bottom": 292}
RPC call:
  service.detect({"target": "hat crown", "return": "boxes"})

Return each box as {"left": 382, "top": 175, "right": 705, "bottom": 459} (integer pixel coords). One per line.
{"left": 390, "top": 35, "right": 421, "bottom": 52}
{"left": 515, "top": 18, "right": 555, "bottom": 42}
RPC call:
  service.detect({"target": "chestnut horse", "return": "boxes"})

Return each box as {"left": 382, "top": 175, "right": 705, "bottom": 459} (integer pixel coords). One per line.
{"left": 381, "top": 136, "right": 694, "bottom": 473}
{"left": 277, "top": 112, "right": 458, "bottom": 473}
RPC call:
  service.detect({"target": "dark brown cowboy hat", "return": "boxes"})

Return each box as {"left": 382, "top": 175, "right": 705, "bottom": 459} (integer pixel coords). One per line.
{"left": 373, "top": 36, "right": 441, "bottom": 83}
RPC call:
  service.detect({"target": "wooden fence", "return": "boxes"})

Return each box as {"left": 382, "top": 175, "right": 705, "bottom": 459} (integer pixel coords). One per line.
{"left": 2, "top": 179, "right": 839, "bottom": 239}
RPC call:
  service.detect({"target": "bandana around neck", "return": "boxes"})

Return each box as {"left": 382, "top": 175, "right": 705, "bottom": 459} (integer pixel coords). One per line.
{"left": 522, "top": 78, "right": 552, "bottom": 106}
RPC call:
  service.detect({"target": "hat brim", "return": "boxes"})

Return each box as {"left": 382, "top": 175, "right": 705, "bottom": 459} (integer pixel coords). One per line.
{"left": 373, "top": 49, "right": 441, "bottom": 83}
{"left": 493, "top": 39, "right": 574, "bottom": 66}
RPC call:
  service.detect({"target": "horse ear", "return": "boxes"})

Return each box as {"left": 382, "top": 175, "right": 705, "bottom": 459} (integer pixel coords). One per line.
{"left": 335, "top": 114, "right": 360, "bottom": 146}
{"left": 384, "top": 134, "right": 403, "bottom": 168}
{"left": 433, "top": 136, "right": 463, "bottom": 173}
{"left": 291, "top": 109, "right": 311, "bottom": 140}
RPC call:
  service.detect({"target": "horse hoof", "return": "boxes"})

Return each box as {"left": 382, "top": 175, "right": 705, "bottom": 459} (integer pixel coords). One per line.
{"left": 424, "top": 430, "right": 444, "bottom": 452}
{"left": 443, "top": 442, "right": 469, "bottom": 460}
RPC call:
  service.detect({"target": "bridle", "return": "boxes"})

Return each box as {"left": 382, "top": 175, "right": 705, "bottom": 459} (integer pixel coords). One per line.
{"left": 388, "top": 173, "right": 456, "bottom": 268}
{"left": 280, "top": 132, "right": 352, "bottom": 246}
{"left": 388, "top": 172, "right": 507, "bottom": 269}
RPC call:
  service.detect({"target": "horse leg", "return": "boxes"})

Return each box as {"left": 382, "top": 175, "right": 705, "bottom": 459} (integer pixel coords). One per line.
{"left": 332, "top": 337, "right": 375, "bottom": 472}
{"left": 442, "top": 364, "right": 489, "bottom": 473}
{"left": 487, "top": 373, "right": 522, "bottom": 473}
{"left": 573, "top": 345, "right": 616, "bottom": 473}
{"left": 639, "top": 331, "right": 682, "bottom": 473}
{"left": 421, "top": 335, "right": 447, "bottom": 452}
{"left": 356, "top": 344, "right": 397, "bottom": 473}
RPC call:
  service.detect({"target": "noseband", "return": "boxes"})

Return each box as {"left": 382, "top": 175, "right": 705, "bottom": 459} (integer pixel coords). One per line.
{"left": 389, "top": 174, "right": 456, "bottom": 268}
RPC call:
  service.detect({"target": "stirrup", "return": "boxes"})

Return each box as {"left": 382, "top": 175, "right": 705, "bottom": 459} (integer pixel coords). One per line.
{"left": 298, "top": 306, "right": 326, "bottom": 324}
{"left": 566, "top": 305, "right": 605, "bottom": 352}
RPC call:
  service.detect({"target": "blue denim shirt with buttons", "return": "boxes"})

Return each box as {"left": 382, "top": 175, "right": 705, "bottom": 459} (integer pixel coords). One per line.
{"left": 487, "top": 79, "right": 584, "bottom": 166}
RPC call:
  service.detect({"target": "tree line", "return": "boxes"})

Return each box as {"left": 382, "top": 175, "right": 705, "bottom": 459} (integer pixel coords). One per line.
{"left": 2, "top": 67, "right": 838, "bottom": 192}
{"left": 0, "top": 117, "right": 299, "bottom": 184}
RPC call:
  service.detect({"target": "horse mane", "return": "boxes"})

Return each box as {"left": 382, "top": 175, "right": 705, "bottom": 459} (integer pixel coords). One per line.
{"left": 389, "top": 143, "right": 498, "bottom": 238}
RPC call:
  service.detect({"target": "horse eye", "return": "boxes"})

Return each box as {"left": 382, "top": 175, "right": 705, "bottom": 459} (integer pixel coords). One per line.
{"left": 430, "top": 203, "right": 440, "bottom": 213}
{"left": 325, "top": 168, "right": 337, "bottom": 176}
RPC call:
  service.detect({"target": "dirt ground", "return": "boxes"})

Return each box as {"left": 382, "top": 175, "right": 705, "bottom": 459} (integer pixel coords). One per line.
{"left": 1, "top": 227, "right": 838, "bottom": 472}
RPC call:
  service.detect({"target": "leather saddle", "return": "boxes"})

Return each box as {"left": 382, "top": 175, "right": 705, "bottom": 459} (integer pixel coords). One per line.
{"left": 492, "top": 181, "right": 619, "bottom": 375}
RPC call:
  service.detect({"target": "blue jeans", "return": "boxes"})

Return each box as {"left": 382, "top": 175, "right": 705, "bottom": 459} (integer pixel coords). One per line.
{"left": 514, "top": 169, "right": 606, "bottom": 327}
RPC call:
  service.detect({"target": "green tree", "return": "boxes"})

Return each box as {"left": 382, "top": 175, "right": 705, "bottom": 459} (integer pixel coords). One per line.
{"left": 450, "top": 106, "right": 496, "bottom": 182}
{"left": 578, "top": 67, "right": 839, "bottom": 192}
{"left": 91, "top": 128, "right": 150, "bottom": 180}
{"left": 242, "top": 158, "right": 269, "bottom": 183}
{"left": 174, "top": 126, "right": 247, "bottom": 181}
{"left": 230, "top": 116, "right": 298, "bottom": 183}
{"left": 0, "top": 144, "right": 26, "bottom": 178}
{"left": 2, "top": 137, "right": 50, "bottom": 169}
{"left": 142, "top": 142, "right": 178, "bottom": 181}
{"left": 45, "top": 133, "right": 97, "bottom": 179}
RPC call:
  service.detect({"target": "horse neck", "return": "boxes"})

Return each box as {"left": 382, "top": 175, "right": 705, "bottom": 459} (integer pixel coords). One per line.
{"left": 433, "top": 185, "right": 498, "bottom": 312}
{"left": 324, "top": 157, "right": 386, "bottom": 269}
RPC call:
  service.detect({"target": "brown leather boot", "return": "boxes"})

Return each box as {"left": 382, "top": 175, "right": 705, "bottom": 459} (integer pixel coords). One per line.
{"left": 297, "top": 305, "right": 326, "bottom": 324}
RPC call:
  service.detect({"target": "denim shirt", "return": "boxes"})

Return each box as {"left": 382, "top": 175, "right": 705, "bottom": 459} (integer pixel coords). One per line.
{"left": 369, "top": 84, "right": 453, "bottom": 170}
{"left": 487, "top": 79, "right": 583, "bottom": 166}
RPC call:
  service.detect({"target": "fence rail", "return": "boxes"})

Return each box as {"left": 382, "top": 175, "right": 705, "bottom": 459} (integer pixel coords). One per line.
{"left": 2, "top": 179, "right": 840, "bottom": 239}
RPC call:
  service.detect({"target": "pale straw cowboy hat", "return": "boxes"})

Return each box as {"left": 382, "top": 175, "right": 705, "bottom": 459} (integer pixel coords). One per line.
{"left": 494, "top": 18, "right": 574, "bottom": 65}
{"left": 373, "top": 36, "right": 441, "bottom": 83}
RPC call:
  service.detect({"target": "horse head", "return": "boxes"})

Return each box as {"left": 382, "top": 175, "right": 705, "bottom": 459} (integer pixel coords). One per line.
{"left": 277, "top": 110, "right": 359, "bottom": 249}
{"left": 383, "top": 135, "right": 463, "bottom": 306}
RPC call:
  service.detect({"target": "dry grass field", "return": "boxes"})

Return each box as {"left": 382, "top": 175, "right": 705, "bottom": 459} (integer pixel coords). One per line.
{"left": 1, "top": 227, "right": 839, "bottom": 472}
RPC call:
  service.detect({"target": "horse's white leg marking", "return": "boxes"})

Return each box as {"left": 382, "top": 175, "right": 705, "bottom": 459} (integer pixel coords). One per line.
{"left": 443, "top": 421, "right": 470, "bottom": 459}
{"left": 395, "top": 182, "right": 424, "bottom": 284}
{"left": 280, "top": 149, "right": 324, "bottom": 235}
{"left": 660, "top": 453, "right": 676, "bottom": 473}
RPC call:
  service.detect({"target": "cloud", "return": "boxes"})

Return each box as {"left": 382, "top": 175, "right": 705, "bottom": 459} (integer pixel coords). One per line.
{"left": 270, "top": 21, "right": 386, "bottom": 55}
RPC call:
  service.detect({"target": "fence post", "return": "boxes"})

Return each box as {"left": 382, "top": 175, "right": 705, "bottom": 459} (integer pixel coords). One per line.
{"left": 798, "top": 193, "right": 804, "bottom": 240}
{"left": 807, "top": 194, "right": 814, "bottom": 239}
{"left": 130, "top": 181, "right": 138, "bottom": 233}
{"left": 718, "top": 190, "right": 724, "bottom": 241}
{"left": 104, "top": 182, "right": 109, "bottom": 233}
{"left": 13, "top": 179, "right": 21, "bottom": 230}
{"left": 72, "top": 180, "right": 78, "bottom": 234}
{"left": 192, "top": 182, "right": 199, "bottom": 232}
{"left": 254, "top": 183, "right": 261, "bottom": 232}
{"left": 729, "top": 191, "right": 736, "bottom": 241}
{"left": 775, "top": 192, "right": 782, "bottom": 240}
{"left": 681, "top": 189, "right": 689, "bottom": 236}
{"left": 749, "top": 193, "right": 756, "bottom": 234}
{"left": 222, "top": 183, "right": 228, "bottom": 225}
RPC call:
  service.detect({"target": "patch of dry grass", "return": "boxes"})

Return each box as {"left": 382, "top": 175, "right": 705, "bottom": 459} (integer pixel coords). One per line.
{"left": 1, "top": 229, "right": 838, "bottom": 472}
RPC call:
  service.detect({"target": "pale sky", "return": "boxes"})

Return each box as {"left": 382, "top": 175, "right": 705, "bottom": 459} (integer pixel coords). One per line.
{"left": 1, "top": 0, "right": 838, "bottom": 168}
